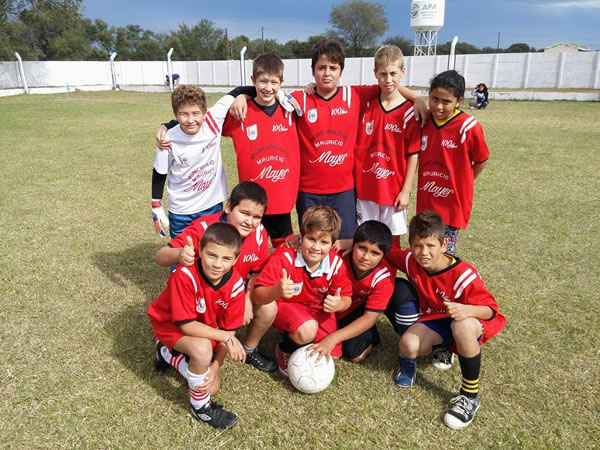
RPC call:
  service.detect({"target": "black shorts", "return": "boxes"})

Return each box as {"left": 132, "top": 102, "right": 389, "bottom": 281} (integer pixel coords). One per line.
{"left": 261, "top": 212, "right": 294, "bottom": 240}
{"left": 338, "top": 305, "right": 381, "bottom": 359}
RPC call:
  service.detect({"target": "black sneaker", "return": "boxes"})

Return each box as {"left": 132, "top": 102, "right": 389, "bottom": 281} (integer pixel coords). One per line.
{"left": 153, "top": 341, "right": 170, "bottom": 372}
{"left": 443, "top": 395, "right": 481, "bottom": 430}
{"left": 245, "top": 348, "right": 278, "bottom": 372}
{"left": 189, "top": 401, "right": 238, "bottom": 429}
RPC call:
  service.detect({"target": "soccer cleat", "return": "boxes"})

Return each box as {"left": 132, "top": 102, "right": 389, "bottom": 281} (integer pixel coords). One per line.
{"left": 394, "top": 357, "right": 416, "bottom": 387}
{"left": 153, "top": 341, "right": 170, "bottom": 372}
{"left": 245, "top": 348, "right": 278, "bottom": 373}
{"left": 275, "top": 344, "right": 290, "bottom": 377}
{"left": 189, "top": 401, "right": 238, "bottom": 429}
{"left": 443, "top": 395, "right": 481, "bottom": 430}
{"left": 432, "top": 348, "right": 455, "bottom": 370}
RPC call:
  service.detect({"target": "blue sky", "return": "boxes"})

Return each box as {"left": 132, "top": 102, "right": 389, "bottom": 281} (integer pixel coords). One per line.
{"left": 81, "top": 0, "right": 600, "bottom": 50}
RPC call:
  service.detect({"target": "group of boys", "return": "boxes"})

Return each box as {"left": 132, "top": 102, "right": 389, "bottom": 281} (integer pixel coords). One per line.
{"left": 147, "top": 39, "right": 506, "bottom": 431}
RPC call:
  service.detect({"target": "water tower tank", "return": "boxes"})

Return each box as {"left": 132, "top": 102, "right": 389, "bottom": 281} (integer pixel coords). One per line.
{"left": 410, "top": 0, "right": 445, "bottom": 32}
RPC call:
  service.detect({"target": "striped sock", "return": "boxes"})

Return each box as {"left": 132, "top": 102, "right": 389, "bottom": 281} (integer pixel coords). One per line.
{"left": 458, "top": 352, "right": 481, "bottom": 399}
{"left": 187, "top": 368, "right": 210, "bottom": 410}
{"left": 161, "top": 346, "right": 189, "bottom": 378}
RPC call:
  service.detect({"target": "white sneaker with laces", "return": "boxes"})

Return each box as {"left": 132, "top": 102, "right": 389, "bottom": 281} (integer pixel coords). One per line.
{"left": 432, "top": 348, "right": 455, "bottom": 370}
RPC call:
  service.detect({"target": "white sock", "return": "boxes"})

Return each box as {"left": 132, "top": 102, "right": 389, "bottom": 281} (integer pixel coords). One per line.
{"left": 161, "top": 346, "right": 189, "bottom": 378}
{"left": 187, "top": 368, "right": 210, "bottom": 409}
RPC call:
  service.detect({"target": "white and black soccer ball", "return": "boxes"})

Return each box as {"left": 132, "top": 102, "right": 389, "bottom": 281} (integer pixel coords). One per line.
{"left": 287, "top": 345, "right": 335, "bottom": 394}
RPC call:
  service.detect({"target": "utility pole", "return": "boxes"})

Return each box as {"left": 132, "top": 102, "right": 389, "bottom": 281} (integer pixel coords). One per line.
{"left": 497, "top": 32, "right": 501, "bottom": 50}
{"left": 261, "top": 26, "right": 264, "bottom": 53}
{"left": 225, "top": 28, "right": 230, "bottom": 60}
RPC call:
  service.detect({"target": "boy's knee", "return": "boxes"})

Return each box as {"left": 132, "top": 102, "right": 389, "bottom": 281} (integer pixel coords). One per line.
{"left": 185, "top": 338, "right": 213, "bottom": 365}
{"left": 253, "top": 301, "right": 277, "bottom": 323}
{"left": 451, "top": 318, "right": 482, "bottom": 342}
{"left": 399, "top": 335, "right": 419, "bottom": 359}
{"left": 292, "top": 320, "right": 318, "bottom": 344}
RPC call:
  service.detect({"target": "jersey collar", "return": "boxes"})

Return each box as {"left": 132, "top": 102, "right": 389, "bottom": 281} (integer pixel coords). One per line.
{"left": 295, "top": 250, "right": 331, "bottom": 277}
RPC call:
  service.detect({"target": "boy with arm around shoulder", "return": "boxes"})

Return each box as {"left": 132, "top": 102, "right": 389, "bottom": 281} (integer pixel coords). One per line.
{"left": 147, "top": 222, "right": 247, "bottom": 429}
{"left": 385, "top": 210, "right": 506, "bottom": 430}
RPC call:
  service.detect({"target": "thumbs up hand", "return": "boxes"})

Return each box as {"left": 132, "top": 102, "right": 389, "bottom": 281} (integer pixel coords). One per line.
{"left": 280, "top": 268, "right": 295, "bottom": 299}
{"left": 323, "top": 287, "right": 342, "bottom": 313}
{"left": 178, "top": 236, "right": 196, "bottom": 267}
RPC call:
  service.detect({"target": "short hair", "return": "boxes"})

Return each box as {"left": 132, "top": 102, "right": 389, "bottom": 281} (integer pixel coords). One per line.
{"left": 353, "top": 220, "right": 393, "bottom": 255}
{"left": 408, "top": 210, "right": 446, "bottom": 246}
{"left": 252, "top": 53, "right": 284, "bottom": 80}
{"left": 374, "top": 45, "right": 404, "bottom": 70}
{"left": 200, "top": 222, "right": 242, "bottom": 257}
{"left": 228, "top": 181, "right": 268, "bottom": 212}
{"left": 429, "top": 70, "right": 465, "bottom": 100}
{"left": 300, "top": 205, "right": 342, "bottom": 242}
{"left": 171, "top": 85, "right": 207, "bottom": 115}
{"left": 311, "top": 39, "right": 345, "bottom": 72}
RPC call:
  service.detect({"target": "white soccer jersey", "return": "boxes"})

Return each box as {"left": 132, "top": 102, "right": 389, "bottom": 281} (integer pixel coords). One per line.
{"left": 154, "top": 95, "right": 234, "bottom": 215}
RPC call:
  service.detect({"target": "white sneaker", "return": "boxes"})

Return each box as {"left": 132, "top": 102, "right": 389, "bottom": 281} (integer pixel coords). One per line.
{"left": 443, "top": 395, "right": 481, "bottom": 429}
{"left": 432, "top": 348, "right": 454, "bottom": 370}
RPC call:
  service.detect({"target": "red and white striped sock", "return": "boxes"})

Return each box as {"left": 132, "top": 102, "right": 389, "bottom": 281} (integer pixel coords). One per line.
{"left": 161, "top": 345, "right": 189, "bottom": 378}
{"left": 187, "top": 368, "right": 210, "bottom": 410}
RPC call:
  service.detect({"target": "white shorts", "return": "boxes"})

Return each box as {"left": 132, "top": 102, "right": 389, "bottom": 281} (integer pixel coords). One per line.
{"left": 356, "top": 199, "right": 408, "bottom": 236}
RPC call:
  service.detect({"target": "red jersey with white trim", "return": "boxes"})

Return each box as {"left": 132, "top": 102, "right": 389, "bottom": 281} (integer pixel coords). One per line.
{"left": 222, "top": 101, "right": 300, "bottom": 214}
{"left": 256, "top": 246, "right": 352, "bottom": 309}
{"left": 292, "top": 85, "right": 380, "bottom": 194}
{"left": 168, "top": 212, "right": 269, "bottom": 278}
{"left": 147, "top": 261, "right": 245, "bottom": 332}
{"left": 337, "top": 254, "right": 395, "bottom": 320}
{"left": 354, "top": 98, "right": 421, "bottom": 205}
{"left": 386, "top": 248, "right": 506, "bottom": 343}
{"left": 416, "top": 111, "right": 489, "bottom": 229}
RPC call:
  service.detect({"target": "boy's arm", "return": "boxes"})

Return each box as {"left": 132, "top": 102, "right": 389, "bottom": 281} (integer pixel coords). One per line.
{"left": 398, "top": 86, "right": 428, "bottom": 126}
{"left": 473, "top": 160, "right": 488, "bottom": 179}
{"left": 394, "top": 153, "right": 419, "bottom": 211}
{"left": 151, "top": 160, "right": 169, "bottom": 237}
{"left": 243, "top": 273, "right": 259, "bottom": 325}
{"left": 444, "top": 302, "right": 493, "bottom": 321}
{"left": 155, "top": 236, "right": 195, "bottom": 267}
{"left": 253, "top": 268, "right": 294, "bottom": 305}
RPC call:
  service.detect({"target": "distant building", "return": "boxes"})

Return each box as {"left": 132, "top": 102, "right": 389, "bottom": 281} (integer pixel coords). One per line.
{"left": 544, "top": 43, "right": 591, "bottom": 53}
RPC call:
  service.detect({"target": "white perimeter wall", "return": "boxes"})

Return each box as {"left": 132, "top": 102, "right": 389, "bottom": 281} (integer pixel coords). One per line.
{"left": 2, "top": 51, "right": 600, "bottom": 90}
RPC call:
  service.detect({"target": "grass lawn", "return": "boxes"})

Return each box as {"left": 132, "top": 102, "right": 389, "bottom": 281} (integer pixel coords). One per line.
{"left": 1, "top": 91, "right": 599, "bottom": 448}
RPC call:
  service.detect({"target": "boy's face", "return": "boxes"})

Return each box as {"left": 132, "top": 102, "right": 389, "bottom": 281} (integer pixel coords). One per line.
{"left": 409, "top": 235, "right": 448, "bottom": 272}
{"left": 199, "top": 241, "right": 238, "bottom": 284}
{"left": 300, "top": 230, "right": 333, "bottom": 270}
{"left": 429, "top": 87, "right": 462, "bottom": 122}
{"left": 225, "top": 199, "right": 265, "bottom": 238}
{"left": 374, "top": 61, "right": 405, "bottom": 96}
{"left": 252, "top": 73, "right": 282, "bottom": 106}
{"left": 352, "top": 240, "right": 385, "bottom": 276}
{"left": 176, "top": 103, "right": 205, "bottom": 135}
{"left": 312, "top": 55, "right": 342, "bottom": 96}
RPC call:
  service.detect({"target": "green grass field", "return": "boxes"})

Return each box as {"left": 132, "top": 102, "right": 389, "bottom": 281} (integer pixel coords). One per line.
{"left": 1, "top": 91, "right": 599, "bottom": 449}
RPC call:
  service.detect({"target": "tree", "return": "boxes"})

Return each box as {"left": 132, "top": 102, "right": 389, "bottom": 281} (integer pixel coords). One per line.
{"left": 505, "top": 42, "right": 532, "bottom": 53}
{"left": 329, "top": 0, "right": 388, "bottom": 57}
{"left": 171, "top": 20, "right": 225, "bottom": 60}
{"left": 382, "top": 35, "right": 413, "bottom": 56}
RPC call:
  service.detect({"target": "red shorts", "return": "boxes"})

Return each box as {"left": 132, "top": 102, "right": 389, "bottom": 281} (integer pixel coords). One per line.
{"left": 273, "top": 301, "right": 342, "bottom": 357}
{"left": 150, "top": 319, "right": 217, "bottom": 351}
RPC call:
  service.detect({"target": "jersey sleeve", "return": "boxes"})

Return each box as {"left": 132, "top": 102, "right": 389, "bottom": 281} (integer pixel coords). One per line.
{"left": 404, "top": 105, "right": 421, "bottom": 156}
{"left": 217, "top": 274, "right": 246, "bottom": 331}
{"left": 153, "top": 146, "right": 169, "bottom": 175}
{"left": 466, "top": 122, "right": 490, "bottom": 163}
{"left": 221, "top": 112, "right": 235, "bottom": 137}
{"left": 385, "top": 248, "right": 411, "bottom": 274}
{"left": 168, "top": 269, "right": 200, "bottom": 325}
{"left": 168, "top": 219, "right": 205, "bottom": 255}
{"left": 255, "top": 249, "right": 287, "bottom": 288}
{"left": 456, "top": 272, "right": 498, "bottom": 315}
{"left": 206, "top": 95, "right": 235, "bottom": 130}
{"left": 352, "top": 85, "right": 381, "bottom": 109}
{"left": 329, "top": 256, "right": 353, "bottom": 297}
{"left": 364, "top": 264, "right": 395, "bottom": 312}
{"left": 249, "top": 226, "right": 270, "bottom": 273}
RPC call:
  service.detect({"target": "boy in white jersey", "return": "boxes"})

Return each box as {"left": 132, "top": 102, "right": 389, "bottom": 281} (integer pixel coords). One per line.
{"left": 151, "top": 85, "right": 234, "bottom": 239}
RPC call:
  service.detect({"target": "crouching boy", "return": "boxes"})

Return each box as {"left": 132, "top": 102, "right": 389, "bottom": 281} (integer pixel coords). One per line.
{"left": 385, "top": 210, "right": 506, "bottom": 430}
{"left": 147, "top": 222, "right": 246, "bottom": 429}
{"left": 253, "top": 206, "right": 352, "bottom": 376}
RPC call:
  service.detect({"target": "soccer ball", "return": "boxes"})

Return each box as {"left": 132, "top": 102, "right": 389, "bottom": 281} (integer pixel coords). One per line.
{"left": 287, "top": 345, "right": 335, "bottom": 394}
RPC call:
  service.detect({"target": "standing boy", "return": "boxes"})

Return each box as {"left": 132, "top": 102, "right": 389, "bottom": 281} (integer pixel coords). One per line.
{"left": 253, "top": 206, "right": 353, "bottom": 375}
{"left": 385, "top": 211, "right": 506, "bottom": 429}
{"left": 154, "top": 182, "right": 277, "bottom": 372}
{"left": 147, "top": 222, "right": 247, "bottom": 429}
{"left": 354, "top": 45, "right": 420, "bottom": 247}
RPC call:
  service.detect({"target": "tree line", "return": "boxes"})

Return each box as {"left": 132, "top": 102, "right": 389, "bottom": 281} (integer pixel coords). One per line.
{"left": 0, "top": 0, "right": 539, "bottom": 62}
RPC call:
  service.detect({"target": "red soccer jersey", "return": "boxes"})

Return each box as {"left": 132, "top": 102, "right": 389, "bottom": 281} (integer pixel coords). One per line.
{"left": 354, "top": 98, "right": 421, "bottom": 205}
{"left": 292, "top": 85, "right": 380, "bottom": 194}
{"left": 147, "top": 262, "right": 246, "bottom": 332}
{"left": 386, "top": 248, "right": 506, "bottom": 343}
{"left": 416, "top": 111, "right": 489, "bottom": 229}
{"left": 168, "top": 212, "right": 269, "bottom": 278}
{"left": 337, "top": 254, "right": 396, "bottom": 320}
{"left": 222, "top": 101, "right": 300, "bottom": 214}
{"left": 256, "top": 246, "right": 352, "bottom": 309}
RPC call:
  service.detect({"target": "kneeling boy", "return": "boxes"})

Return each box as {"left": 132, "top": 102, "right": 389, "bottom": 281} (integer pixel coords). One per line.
{"left": 253, "top": 206, "right": 352, "bottom": 376}
{"left": 385, "top": 210, "right": 506, "bottom": 430}
{"left": 147, "top": 222, "right": 247, "bottom": 429}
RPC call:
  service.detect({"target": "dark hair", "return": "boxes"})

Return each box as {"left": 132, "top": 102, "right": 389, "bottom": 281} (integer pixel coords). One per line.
{"left": 311, "top": 39, "right": 345, "bottom": 72}
{"left": 200, "top": 222, "right": 242, "bottom": 256}
{"left": 478, "top": 83, "right": 488, "bottom": 92}
{"left": 353, "top": 220, "right": 393, "bottom": 255}
{"left": 171, "top": 85, "right": 207, "bottom": 114}
{"left": 253, "top": 53, "right": 284, "bottom": 80}
{"left": 408, "top": 210, "right": 446, "bottom": 245}
{"left": 430, "top": 70, "right": 465, "bottom": 99}
{"left": 300, "top": 205, "right": 342, "bottom": 242}
{"left": 228, "top": 181, "right": 268, "bottom": 212}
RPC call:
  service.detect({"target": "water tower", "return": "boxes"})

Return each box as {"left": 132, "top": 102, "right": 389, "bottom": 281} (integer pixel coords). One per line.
{"left": 410, "top": 0, "right": 445, "bottom": 56}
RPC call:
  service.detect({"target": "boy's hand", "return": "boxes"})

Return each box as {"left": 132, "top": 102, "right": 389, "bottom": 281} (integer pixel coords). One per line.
{"left": 332, "top": 239, "right": 352, "bottom": 256}
{"left": 230, "top": 95, "right": 248, "bottom": 122}
{"left": 151, "top": 199, "right": 169, "bottom": 237}
{"left": 393, "top": 190, "right": 410, "bottom": 211}
{"left": 243, "top": 293, "right": 254, "bottom": 326}
{"left": 308, "top": 336, "right": 336, "bottom": 362}
{"left": 277, "top": 90, "right": 303, "bottom": 116}
{"left": 323, "top": 288, "right": 342, "bottom": 313}
{"left": 285, "top": 234, "right": 301, "bottom": 251}
{"left": 280, "top": 269, "right": 295, "bottom": 298}
{"left": 413, "top": 96, "right": 428, "bottom": 128}
{"left": 305, "top": 82, "right": 316, "bottom": 95}
{"left": 444, "top": 301, "right": 470, "bottom": 321}
{"left": 195, "top": 364, "right": 218, "bottom": 392}
{"left": 225, "top": 333, "right": 246, "bottom": 362}
{"left": 178, "top": 236, "right": 195, "bottom": 266}
{"left": 155, "top": 124, "right": 171, "bottom": 150}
